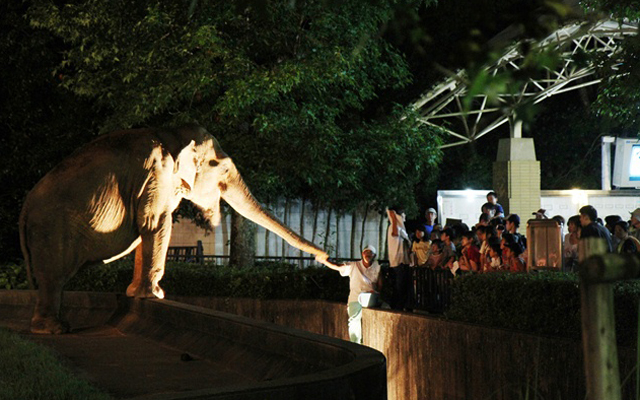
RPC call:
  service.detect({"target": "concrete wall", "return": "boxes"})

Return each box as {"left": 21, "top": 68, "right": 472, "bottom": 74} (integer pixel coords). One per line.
{"left": 171, "top": 296, "right": 636, "bottom": 400}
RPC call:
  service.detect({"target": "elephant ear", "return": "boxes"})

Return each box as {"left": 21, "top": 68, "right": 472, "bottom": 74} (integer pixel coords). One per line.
{"left": 174, "top": 140, "right": 198, "bottom": 191}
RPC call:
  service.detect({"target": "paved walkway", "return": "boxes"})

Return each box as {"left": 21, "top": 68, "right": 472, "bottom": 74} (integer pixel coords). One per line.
{"left": 13, "top": 322, "right": 252, "bottom": 399}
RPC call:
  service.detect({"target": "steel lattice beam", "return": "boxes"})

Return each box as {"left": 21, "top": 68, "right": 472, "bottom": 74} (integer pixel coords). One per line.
{"left": 412, "top": 20, "right": 638, "bottom": 148}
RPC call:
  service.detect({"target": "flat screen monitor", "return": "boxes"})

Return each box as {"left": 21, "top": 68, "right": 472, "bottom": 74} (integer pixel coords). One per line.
{"left": 630, "top": 144, "right": 640, "bottom": 181}
{"left": 612, "top": 138, "right": 640, "bottom": 188}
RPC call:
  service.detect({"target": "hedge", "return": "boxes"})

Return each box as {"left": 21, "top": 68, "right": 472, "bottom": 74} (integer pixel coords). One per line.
{"left": 0, "top": 260, "right": 350, "bottom": 302}
{"left": 445, "top": 271, "right": 640, "bottom": 348}
{"left": 3, "top": 262, "right": 640, "bottom": 347}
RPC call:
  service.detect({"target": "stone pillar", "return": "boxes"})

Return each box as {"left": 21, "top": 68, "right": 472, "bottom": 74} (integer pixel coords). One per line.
{"left": 493, "top": 137, "right": 541, "bottom": 217}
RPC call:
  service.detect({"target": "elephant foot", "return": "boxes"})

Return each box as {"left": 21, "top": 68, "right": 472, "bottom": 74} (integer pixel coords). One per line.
{"left": 30, "top": 316, "right": 70, "bottom": 335}
{"left": 131, "top": 283, "right": 165, "bottom": 299}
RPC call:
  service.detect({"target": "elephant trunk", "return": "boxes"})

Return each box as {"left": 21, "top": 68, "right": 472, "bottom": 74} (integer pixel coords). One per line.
{"left": 221, "top": 172, "right": 325, "bottom": 257}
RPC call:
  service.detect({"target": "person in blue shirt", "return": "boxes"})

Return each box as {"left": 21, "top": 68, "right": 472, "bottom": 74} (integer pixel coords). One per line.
{"left": 423, "top": 207, "right": 437, "bottom": 237}
{"left": 481, "top": 192, "right": 504, "bottom": 219}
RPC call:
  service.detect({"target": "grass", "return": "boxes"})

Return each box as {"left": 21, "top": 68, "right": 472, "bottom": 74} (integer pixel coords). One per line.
{"left": 0, "top": 328, "right": 112, "bottom": 400}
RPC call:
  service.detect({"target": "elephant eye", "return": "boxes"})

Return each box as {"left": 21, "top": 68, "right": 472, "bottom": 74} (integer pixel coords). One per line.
{"left": 209, "top": 159, "right": 219, "bottom": 167}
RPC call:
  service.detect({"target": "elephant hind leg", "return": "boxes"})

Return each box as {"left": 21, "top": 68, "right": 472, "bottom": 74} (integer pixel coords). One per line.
{"left": 29, "top": 251, "right": 82, "bottom": 334}
{"left": 31, "top": 279, "right": 69, "bottom": 334}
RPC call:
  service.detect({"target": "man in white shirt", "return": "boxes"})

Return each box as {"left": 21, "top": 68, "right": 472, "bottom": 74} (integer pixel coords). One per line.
{"left": 387, "top": 207, "right": 412, "bottom": 310}
{"left": 320, "top": 245, "right": 382, "bottom": 344}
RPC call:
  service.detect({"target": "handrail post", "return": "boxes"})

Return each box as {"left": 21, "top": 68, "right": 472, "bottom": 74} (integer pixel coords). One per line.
{"left": 579, "top": 237, "right": 621, "bottom": 400}
{"left": 196, "top": 240, "right": 204, "bottom": 264}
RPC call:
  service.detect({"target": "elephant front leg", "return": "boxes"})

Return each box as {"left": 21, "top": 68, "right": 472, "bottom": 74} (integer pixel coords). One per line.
{"left": 131, "top": 218, "right": 171, "bottom": 299}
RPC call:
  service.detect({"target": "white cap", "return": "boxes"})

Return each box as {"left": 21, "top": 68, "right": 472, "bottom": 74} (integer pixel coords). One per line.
{"left": 362, "top": 245, "right": 377, "bottom": 255}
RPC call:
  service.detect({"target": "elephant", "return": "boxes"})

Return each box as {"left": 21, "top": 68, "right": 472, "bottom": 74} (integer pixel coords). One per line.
{"left": 19, "top": 124, "right": 329, "bottom": 334}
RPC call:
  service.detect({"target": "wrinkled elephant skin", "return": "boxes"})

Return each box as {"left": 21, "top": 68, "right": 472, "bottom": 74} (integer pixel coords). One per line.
{"left": 19, "top": 124, "right": 327, "bottom": 334}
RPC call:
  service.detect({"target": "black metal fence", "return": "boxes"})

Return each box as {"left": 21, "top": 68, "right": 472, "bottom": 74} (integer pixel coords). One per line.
{"left": 164, "top": 247, "right": 454, "bottom": 313}
{"left": 413, "top": 268, "right": 454, "bottom": 314}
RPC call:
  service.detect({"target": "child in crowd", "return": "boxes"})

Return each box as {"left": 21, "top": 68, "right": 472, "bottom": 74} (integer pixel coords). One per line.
{"left": 430, "top": 228, "right": 441, "bottom": 242}
{"left": 500, "top": 233, "right": 515, "bottom": 267}
{"left": 495, "top": 224, "right": 505, "bottom": 240}
{"left": 489, "top": 242, "right": 502, "bottom": 271}
{"left": 459, "top": 231, "right": 481, "bottom": 272}
{"left": 476, "top": 213, "right": 490, "bottom": 228}
{"left": 503, "top": 240, "right": 526, "bottom": 273}
{"left": 563, "top": 215, "right": 580, "bottom": 272}
{"left": 411, "top": 227, "right": 431, "bottom": 267}
{"left": 426, "top": 239, "right": 443, "bottom": 269}
{"left": 438, "top": 228, "right": 456, "bottom": 269}
{"left": 476, "top": 225, "right": 495, "bottom": 271}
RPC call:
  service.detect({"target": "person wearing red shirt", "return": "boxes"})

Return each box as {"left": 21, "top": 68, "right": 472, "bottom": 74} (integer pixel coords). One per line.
{"left": 503, "top": 240, "right": 526, "bottom": 273}
{"left": 459, "top": 231, "right": 481, "bottom": 272}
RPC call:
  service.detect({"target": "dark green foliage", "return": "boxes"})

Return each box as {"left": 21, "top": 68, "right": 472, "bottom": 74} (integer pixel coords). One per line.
{"left": 0, "top": 328, "right": 111, "bottom": 399}
{"left": 25, "top": 0, "right": 444, "bottom": 217}
{"left": 65, "top": 260, "right": 136, "bottom": 293}
{"left": 0, "top": 264, "right": 30, "bottom": 290}
{"left": 61, "top": 260, "right": 350, "bottom": 301}
{"left": 446, "top": 271, "right": 640, "bottom": 348}
{"left": 5, "top": 260, "right": 640, "bottom": 347}
{"left": 446, "top": 272, "right": 582, "bottom": 339}
{"left": 0, "top": 0, "right": 104, "bottom": 262}
{"left": 613, "top": 279, "right": 640, "bottom": 348}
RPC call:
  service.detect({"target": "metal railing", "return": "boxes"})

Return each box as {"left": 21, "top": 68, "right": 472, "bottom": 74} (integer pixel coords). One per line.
{"left": 413, "top": 268, "right": 454, "bottom": 313}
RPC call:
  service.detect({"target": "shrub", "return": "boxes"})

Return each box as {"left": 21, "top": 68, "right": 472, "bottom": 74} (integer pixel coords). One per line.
{"left": 1, "top": 259, "right": 351, "bottom": 301}
{"left": 445, "top": 271, "right": 640, "bottom": 348}
{"left": 63, "top": 260, "right": 350, "bottom": 301}
{"left": 7, "top": 259, "right": 640, "bottom": 347}
{"left": 0, "top": 263, "right": 30, "bottom": 290}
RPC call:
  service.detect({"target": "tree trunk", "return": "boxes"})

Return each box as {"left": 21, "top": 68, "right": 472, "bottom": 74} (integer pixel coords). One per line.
{"left": 360, "top": 203, "right": 369, "bottom": 253}
{"left": 350, "top": 208, "right": 358, "bottom": 259}
{"left": 312, "top": 202, "right": 319, "bottom": 245}
{"left": 336, "top": 213, "right": 341, "bottom": 259}
{"left": 379, "top": 211, "right": 386, "bottom": 261}
{"left": 281, "top": 199, "right": 289, "bottom": 258}
{"left": 229, "top": 209, "right": 256, "bottom": 267}
{"left": 298, "top": 198, "right": 306, "bottom": 268}
{"left": 324, "top": 207, "right": 333, "bottom": 257}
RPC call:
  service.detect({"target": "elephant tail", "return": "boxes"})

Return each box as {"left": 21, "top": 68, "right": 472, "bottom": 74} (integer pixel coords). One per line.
{"left": 18, "top": 203, "right": 35, "bottom": 290}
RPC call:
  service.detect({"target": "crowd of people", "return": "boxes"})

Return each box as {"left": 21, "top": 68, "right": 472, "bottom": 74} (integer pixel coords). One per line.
{"left": 318, "top": 191, "right": 640, "bottom": 343}
{"left": 398, "top": 192, "right": 640, "bottom": 276}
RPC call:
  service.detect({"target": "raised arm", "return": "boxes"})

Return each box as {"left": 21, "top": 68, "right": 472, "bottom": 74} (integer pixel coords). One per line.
{"left": 387, "top": 209, "right": 399, "bottom": 237}
{"left": 316, "top": 254, "right": 345, "bottom": 271}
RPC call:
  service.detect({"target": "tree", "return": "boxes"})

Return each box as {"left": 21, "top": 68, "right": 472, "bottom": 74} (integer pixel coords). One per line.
{"left": 25, "top": 0, "right": 443, "bottom": 264}
{"left": 0, "top": 0, "right": 104, "bottom": 262}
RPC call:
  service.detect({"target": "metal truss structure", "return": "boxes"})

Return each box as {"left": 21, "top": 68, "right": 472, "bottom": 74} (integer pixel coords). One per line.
{"left": 411, "top": 20, "right": 638, "bottom": 149}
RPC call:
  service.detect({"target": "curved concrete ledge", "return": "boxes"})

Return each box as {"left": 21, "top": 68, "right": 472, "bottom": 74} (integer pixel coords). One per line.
{"left": 0, "top": 291, "right": 386, "bottom": 400}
